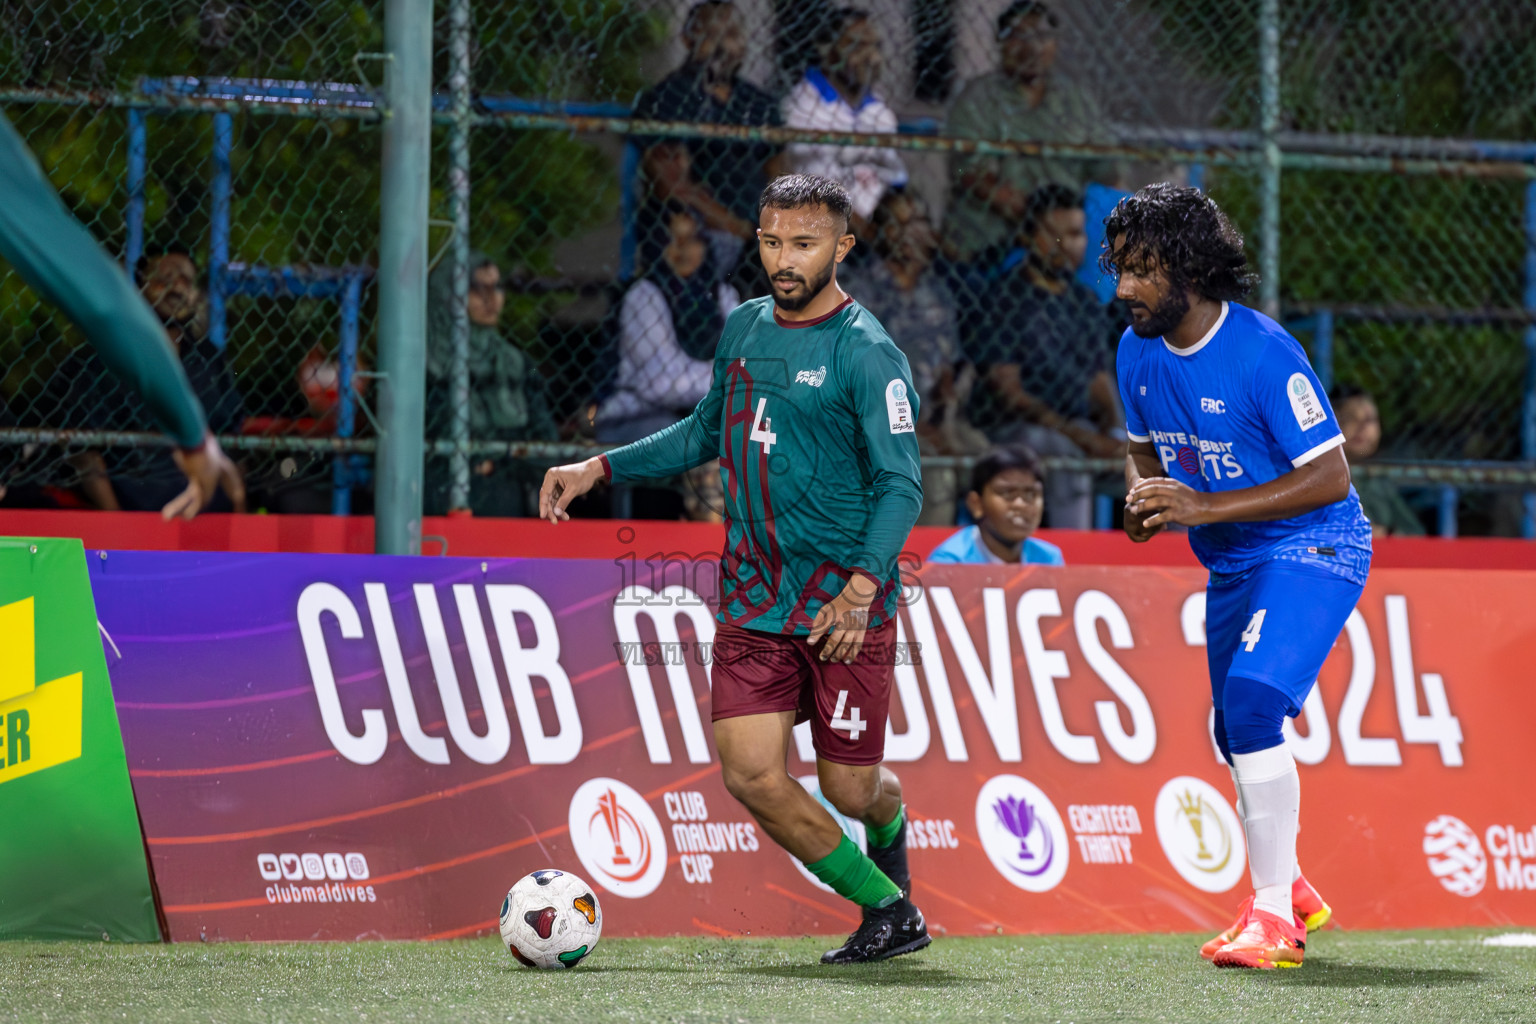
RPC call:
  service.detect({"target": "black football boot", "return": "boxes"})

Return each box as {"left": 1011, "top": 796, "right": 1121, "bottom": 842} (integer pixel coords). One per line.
{"left": 820, "top": 897, "right": 931, "bottom": 964}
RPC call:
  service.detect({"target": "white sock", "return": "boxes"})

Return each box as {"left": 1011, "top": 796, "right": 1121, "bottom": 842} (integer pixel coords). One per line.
{"left": 1236, "top": 763, "right": 1306, "bottom": 883}
{"left": 1232, "top": 745, "right": 1299, "bottom": 921}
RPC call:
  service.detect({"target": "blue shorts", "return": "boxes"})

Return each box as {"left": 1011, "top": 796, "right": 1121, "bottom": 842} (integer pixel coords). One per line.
{"left": 1206, "top": 560, "right": 1364, "bottom": 717}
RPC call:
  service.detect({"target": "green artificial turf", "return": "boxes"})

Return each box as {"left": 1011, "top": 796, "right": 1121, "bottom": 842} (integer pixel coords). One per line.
{"left": 1, "top": 930, "right": 1533, "bottom": 1023}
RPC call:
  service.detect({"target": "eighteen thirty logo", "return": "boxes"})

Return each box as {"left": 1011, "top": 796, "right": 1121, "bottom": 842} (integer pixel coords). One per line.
{"left": 1423, "top": 815, "right": 1488, "bottom": 897}
{"left": 1153, "top": 776, "right": 1246, "bottom": 893}
{"left": 0, "top": 597, "right": 83, "bottom": 786}
{"left": 974, "top": 775, "right": 1069, "bottom": 893}
{"left": 567, "top": 777, "right": 667, "bottom": 899}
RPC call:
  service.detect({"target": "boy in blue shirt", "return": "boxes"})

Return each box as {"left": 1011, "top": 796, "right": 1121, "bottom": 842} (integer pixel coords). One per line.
{"left": 1106, "top": 184, "right": 1370, "bottom": 970}
{"left": 927, "top": 446, "right": 1065, "bottom": 565}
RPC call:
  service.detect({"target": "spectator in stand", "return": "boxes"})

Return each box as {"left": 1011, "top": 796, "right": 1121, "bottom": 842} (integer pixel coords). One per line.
{"left": 968, "top": 185, "right": 1124, "bottom": 529}
{"left": 0, "top": 392, "right": 51, "bottom": 508}
{"left": 927, "top": 445, "right": 1065, "bottom": 565}
{"left": 0, "top": 111, "right": 238, "bottom": 518}
{"left": 1333, "top": 383, "right": 1424, "bottom": 537}
{"left": 598, "top": 203, "right": 737, "bottom": 522}
{"left": 781, "top": 7, "right": 907, "bottom": 235}
{"left": 39, "top": 245, "right": 247, "bottom": 512}
{"left": 840, "top": 190, "right": 985, "bottom": 523}
{"left": 425, "top": 252, "right": 556, "bottom": 517}
{"left": 633, "top": 1, "right": 783, "bottom": 274}
{"left": 944, "top": 0, "right": 1117, "bottom": 264}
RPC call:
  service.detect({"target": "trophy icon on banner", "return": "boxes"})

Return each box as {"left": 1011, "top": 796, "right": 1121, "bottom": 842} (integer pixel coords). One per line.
{"left": 1177, "top": 789, "right": 1212, "bottom": 861}
{"left": 994, "top": 795, "right": 1039, "bottom": 862}
{"left": 598, "top": 789, "right": 631, "bottom": 866}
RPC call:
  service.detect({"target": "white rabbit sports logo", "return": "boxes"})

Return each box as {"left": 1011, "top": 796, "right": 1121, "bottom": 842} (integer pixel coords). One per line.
{"left": 1423, "top": 814, "right": 1487, "bottom": 897}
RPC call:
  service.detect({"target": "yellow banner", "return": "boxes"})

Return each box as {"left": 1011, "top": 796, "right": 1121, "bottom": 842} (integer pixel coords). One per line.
{"left": 0, "top": 596, "right": 34, "bottom": 704}
{"left": 0, "top": 596, "right": 83, "bottom": 785}
{"left": 0, "top": 673, "right": 83, "bottom": 783}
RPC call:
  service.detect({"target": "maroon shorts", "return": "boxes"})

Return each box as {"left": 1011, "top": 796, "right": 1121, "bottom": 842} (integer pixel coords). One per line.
{"left": 710, "top": 617, "right": 896, "bottom": 766}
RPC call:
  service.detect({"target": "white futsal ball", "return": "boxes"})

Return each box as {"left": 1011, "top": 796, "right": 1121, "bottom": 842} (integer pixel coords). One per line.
{"left": 498, "top": 869, "right": 603, "bottom": 969}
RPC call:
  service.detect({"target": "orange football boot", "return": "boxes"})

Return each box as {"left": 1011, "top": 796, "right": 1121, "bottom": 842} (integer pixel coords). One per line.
{"left": 1212, "top": 908, "right": 1306, "bottom": 969}
{"left": 1200, "top": 874, "right": 1331, "bottom": 960}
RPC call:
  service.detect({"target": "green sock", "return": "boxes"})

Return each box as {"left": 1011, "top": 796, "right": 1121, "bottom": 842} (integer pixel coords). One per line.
{"left": 865, "top": 805, "right": 905, "bottom": 850}
{"left": 805, "top": 835, "right": 902, "bottom": 909}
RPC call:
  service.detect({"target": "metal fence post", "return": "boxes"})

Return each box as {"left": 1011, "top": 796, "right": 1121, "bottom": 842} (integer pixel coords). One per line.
{"left": 1523, "top": 181, "right": 1536, "bottom": 538}
{"left": 1313, "top": 309, "right": 1334, "bottom": 392}
{"left": 448, "top": 0, "right": 473, "bottom": 512}
{"left": 125, "top": 109, "right": 146, "bottom": 272}
{"left": 209, "top": 112, "right": 232, "bottom": 349}
{"left": 376, "top": 0, "right": 432, "bottom": 555}
{"left": 333, "top": 272, "right": 364, "bottom": 516}
{"left": 1258, "top": 0, "right": 1281, "bottom": 319}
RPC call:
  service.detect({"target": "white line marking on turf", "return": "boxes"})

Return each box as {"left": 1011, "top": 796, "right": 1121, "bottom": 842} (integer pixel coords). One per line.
{"left": 1482, "top": 933, "right": 1536, "bottom": 947}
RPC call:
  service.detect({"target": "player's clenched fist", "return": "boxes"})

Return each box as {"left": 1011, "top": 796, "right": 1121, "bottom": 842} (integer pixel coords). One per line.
{"left": 1122, "top": 502, "right": 1165, "bottom": 543}
{"left": 1128, "top": 477, "right": 1215, "bottom": 530}
{"left": 539, "top": 457, "right": 605, "bottom": 524}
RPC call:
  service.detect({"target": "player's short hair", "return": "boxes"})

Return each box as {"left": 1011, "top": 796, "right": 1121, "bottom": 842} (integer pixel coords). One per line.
{"left": 1022, "top": 183, "right": 1083, "bottom": 238}
{"left": 998, "top": 0, "right": 1058, "bottom": 40}
{"left": 1329, "top": 382, "right": 1373, "bottom": 406}
{"left": 758, "top": 174, "right": 854, "bottom": 234}
{"left": 1099, "top": 183, "right": 1257, "bottom": 302}
{"left": 134, "top": 243, "right": 198, "bottom": 286}
{"left": 970, "top": 445, "right": 1046, "bottom": 496}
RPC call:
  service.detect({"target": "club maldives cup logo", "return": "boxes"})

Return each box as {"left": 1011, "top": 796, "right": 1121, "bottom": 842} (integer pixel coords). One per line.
{"left": 567, "top": 777, "right": 668, "bottom": 899}
{"left": 974, "top": 775, "right": 1069, "bottom": 893}
{"left": 1153, "top": 776, "right": 1246, "bottom": 893}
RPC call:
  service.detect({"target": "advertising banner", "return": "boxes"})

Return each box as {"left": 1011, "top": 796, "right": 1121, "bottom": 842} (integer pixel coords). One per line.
{"left": 90, "top": 550, "right": 1536, "bottom": 942}
{"left": 0, "top": 538, "right": 159, "bottom": 941}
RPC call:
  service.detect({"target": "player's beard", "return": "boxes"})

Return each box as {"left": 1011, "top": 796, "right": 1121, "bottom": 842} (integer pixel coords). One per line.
{"left": 1128, "top": 287, "right": 1190, "bottom": 339}
{"left": 771, "top": 259, "right": 835, "bottom": 313}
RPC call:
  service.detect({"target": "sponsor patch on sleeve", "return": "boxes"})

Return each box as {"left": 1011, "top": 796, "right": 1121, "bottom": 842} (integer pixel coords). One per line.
{"left": 885, "top": 379, "right": 915, "bottom": 434}
{"left": 1287, "top": 372, "right": 1328, "bottom": 430}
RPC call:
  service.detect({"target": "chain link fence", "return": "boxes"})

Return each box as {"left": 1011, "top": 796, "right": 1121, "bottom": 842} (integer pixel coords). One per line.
{"left": 2, "top": 0, "right": 1534, "bottom": 535}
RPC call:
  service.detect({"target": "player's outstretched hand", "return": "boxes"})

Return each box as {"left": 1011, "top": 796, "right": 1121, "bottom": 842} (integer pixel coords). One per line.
{"left": 1127, "top": 477, "right": 1213, "bottom": 531}
{"left": 539, "top": 457, "right": 605, "bottom": 524}
{"left": 163, "top": 435, "right": 245, "bottom": 520}
{"left": 808, "top": 574, "right": 880, "bottom": 664}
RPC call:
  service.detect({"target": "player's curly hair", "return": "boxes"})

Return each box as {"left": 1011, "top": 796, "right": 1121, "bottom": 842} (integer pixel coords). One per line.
{"left": 1098, "top": 183, "right": 1257, "bottom": 302}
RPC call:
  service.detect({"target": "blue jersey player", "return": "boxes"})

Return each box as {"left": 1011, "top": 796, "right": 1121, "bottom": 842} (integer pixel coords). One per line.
{"left": 1105, "top": 185, "right": 1371, "bottom": 970}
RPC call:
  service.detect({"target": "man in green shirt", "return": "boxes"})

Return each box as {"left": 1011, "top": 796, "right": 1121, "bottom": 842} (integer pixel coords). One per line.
{"left": 943, "top": 0, "right": 1116, "bottom": 263}
{"left": 541, "top": 174, "right": 928, "bottom": 964}
{"left": 0, "top": 112, "right": 239, "bottom": 518}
